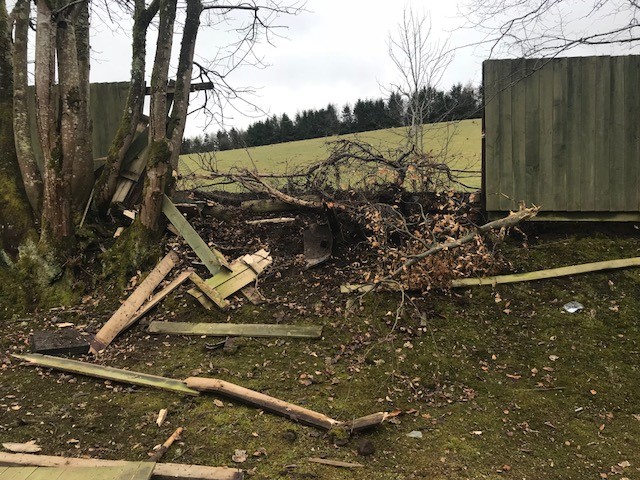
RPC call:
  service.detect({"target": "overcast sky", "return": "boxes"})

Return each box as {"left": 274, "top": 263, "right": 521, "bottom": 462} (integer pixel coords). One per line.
{"left": 89, "top": 0, "right": 486, "bottom": 137}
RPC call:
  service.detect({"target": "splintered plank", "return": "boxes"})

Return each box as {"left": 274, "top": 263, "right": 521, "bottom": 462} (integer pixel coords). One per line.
{"left": 451, "top": 257, "right": 640, "bottom": 287}
{"left": 148, "top": 322, "right": 323, "bottom": 339}
{"left": 0, "top": 463, "right": 155, "bottom": 480}
{"left": 0, "top": 453, "right": 244, "bottom": 480}
{"left": 162, "top": 195, "right": 230, "bottom": 274}
{"left": 91, "top": 252, "right": 178, "bottom": 354}
{"left": 123, "top": 270, "right": 194, "bottom": 329}
{"left": 188, "top": 273, "right": 229, "bottom": 309}
{"left": 307, "top": 458, "right": 364, "bottom": 468}
{"left": 13, "top": 353, "right": 199, "bottom": 396}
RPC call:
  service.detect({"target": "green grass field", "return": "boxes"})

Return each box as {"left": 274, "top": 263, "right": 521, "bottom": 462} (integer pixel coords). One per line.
{"left": 179, "top": 119, "right": 482, "bottom": 191}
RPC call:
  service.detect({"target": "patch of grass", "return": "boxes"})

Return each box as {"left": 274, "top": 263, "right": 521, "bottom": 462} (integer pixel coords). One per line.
{"left": 179, "top": 119, "right": 482, "bottom": 191}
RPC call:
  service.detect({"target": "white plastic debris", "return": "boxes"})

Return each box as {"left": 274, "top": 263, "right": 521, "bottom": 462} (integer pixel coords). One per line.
{"left": 563, "top": 301, "right": 584, "bottom": 313}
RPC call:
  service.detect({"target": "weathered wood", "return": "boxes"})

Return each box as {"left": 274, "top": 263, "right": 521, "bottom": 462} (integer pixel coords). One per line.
{"left": 0, "top": 463, "right": 155, "bottom": 480}
{"left": 451, "top": 257, "right": 640, "bottom": 287}
{"left": 13, "top": 354, "right": 199, "bottom": 396}
{"left": 91, "top": 252, "right": 178, "bottom": 354}
{"left": 245, "top": 217, "right": 295, "bottom": 225}
{"left": 30, "top": 329, "right": 90, "bottom": 356}
{"left": 240, "top": 197, "right": 319, "bottom": 213}
{"left": 148, "top": 322, "right": 323, "bottom": 339}
{"left": 188, "top": 273, "right": 229, "bottom": 309}
{"left": 185, "top": 377, "right": 341, "bottom": 430}
{"left": 346, "top": 412, "right": 388, "bottom": 431}
{"left": 307, "top": 458, "right": 363, "bottom": 468}
{"left": 0, "top": 453, "right": 243, "bottom": 480}
{"left": 124, "top": 270, "right": 194, "bottom": 329}
{"left": 163, "top": 195, "right": 230, "bottom": 274}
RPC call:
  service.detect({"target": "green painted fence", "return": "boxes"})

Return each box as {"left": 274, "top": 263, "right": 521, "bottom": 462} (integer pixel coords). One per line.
{"left": 483, "top": 56, "right": 640, "bottom": 220}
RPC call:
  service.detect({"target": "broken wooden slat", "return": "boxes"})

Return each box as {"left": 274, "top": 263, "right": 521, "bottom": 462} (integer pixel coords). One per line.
{"left": 148, "top": 322, "right": 323, "bottom": 339}
{"left": 451, "top": 257, "right": 640, "bottom": 287}
{"left": 13, "top": 353, "right": 199, "bottom": 396}
{"left": 0, "top": 463, "right": 155, "bottom": 480}
{"left": 162, "top": 195, "right": 230, "bottom": 274}
{"left": 91, "top": 252, "right": 178, "bottom": 354}
{"left": 0, "top": 453, "right": 243, "bottom": 480}
{"left": 188, "top": 273, "right": 229, "bottom": 309}
{"left": 340, "top": 284, "right": 375, "bottom": 294}
{"left": 123, "top": 270, "right": 194, "bottom": 330}
{"left": 307, "top": 458, "right": 364, "bottom": 468}
{"left": 245, "top": 217, "right": 295, "bottom": 225}
{"left": 185, "top": 377, "right": 342, "bottom": 430}
{"left": 240, "top": 285, "right": 265, "bottom": 305}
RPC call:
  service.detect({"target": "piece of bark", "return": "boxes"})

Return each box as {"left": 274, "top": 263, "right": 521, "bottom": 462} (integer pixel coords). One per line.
{"left": 307, "top": 458, "right": 364, "bottom": 468}
{"left": 452, "top": 256, "right": 640, "bottom": 287}
{"left": 14, "top": 354, "right": 199, "bottom": 396}
{"left": 147, "top": 427, "right": 183, "bottom": 462}
{"left": 185, "top": 377, "right": 341, "bottom": 430}
{"left": 148, "top": 322, "right": 323, "bottom": 339}
{"left": 30, "top": 330, "right": 90, "bottom": 356}
{"left": 0, "top": 453, "right": 244, "bottom": 480}
{"left": 91, "top": 252, "right": 178, "bottom": 354}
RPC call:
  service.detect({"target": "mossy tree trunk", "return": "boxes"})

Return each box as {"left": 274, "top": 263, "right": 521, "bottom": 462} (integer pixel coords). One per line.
{"left": 0, "top": 0, "right": 36, "bottom": 257}
{"left": 12, "top": 0, "right": 43, "bottom": 217}
{"left": 139, "top": 0, "right": 177, "bottom": 232}
{"left": 94, "top": 0, "right": 159, "bottom": 213}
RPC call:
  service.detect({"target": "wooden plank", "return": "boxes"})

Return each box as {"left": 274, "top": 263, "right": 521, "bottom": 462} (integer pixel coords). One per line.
{"left": 483, "top": 60, "right": 501, "bottom": 211}
{"left": 623, "top": 55, "right": 639, "bottom": 212}
{"left": 185, "top": 377, "right": 341, "bottom": 430}
{"left": 0, "top": 453, "right": 243, "bottom": 480}
{"left": 524, "top": 59, "right": 541, "bottom": 206}
{"left": 594, "top": 56, "right": 611, "bottom": 212}
{"left": 148, "top": 322, "right": 323, "bottom": 338}
{"left": 580, "top": 56, "right": 597, "bottom": 211}
{"left": 30, "top": 329, "right": 90, "bottom": 356}
{"left": 123, "top": 270, "right": 194, "bottom": 329}
{"left": 307, "top": 458, "right": 363, "bottom": 468}
{"left": 0, "top": 465, "right": 155, "bottom": 480}
{"left": 0, "top": 467, "right": 39, "bottom": 480}
{"left": 451, "top": 257, "right": 640, "bottom": 287}
{"left": 91, "top": 252, "right": 178, "bottom": 354}
{"left": 498, "top": 60, "right": 514, "bottom": 211}
{"left": 511, "top": 59, "right": 527, "bottom": 209}
{"left": 245, "top": 217, "right": 295, "bottom": 225}
{"left": 13, "top": 353, "right": 199, "bottom": 396}
{"left": 566, "top": 58, "right": 582, "bottom": 211}
{"left": 552, "top": 58, "right": 568, "bottom": 211}
{"left": 538, "top": 59, "right": 554, "bottom": 210}
{"left": 162, "top": 195, "right": 230, "bottom": 274}
{"left": 188, "top": 273, "right": 229, "bottom": 309}
{"left": 610, "top": 56, "right": 626, "bottom": 211}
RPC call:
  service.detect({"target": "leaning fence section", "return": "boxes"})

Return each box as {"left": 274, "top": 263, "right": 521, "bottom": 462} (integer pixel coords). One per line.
{"left": 483, "top": 56, "right": 640, "bottom": 221}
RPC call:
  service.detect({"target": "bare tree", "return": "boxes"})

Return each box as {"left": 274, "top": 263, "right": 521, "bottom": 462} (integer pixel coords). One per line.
{"left": 388, "top": 7, "right": 452, "bottom": 154}
{"left": 462, "top": 0, "right": 640, "bottom": 57}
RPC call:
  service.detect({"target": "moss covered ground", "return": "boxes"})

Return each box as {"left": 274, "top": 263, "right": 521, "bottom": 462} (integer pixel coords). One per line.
{"left": 1, "top": 224, "right": 640, "bottom": 479}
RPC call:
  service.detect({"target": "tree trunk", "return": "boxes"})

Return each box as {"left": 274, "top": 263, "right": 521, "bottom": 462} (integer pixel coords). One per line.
{"left": 0, "top": 0, "right": 35, "bottom": 256}
{"left": 71, "top": 0, "right": 94, "bottom": 211}
{"left": 139, "top": 0, "right": 177, "bottom": 231}
{"left": 12, "top": 0, "right": 43, "bottom": 216}
{"left": 94, "top": 0, "right": 159, "bottom": 212}
{"left": 168, "top": 0, "right": 202, "bottom": 171}
{"left": 36, "top": 1, "right": 73, "bottom": 250}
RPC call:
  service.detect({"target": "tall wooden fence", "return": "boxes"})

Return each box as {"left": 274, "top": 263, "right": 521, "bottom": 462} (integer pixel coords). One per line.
{"left": 483, "top": 56, "right": 640, "bottom": 220}
{"left": 27, "top": 82, "right": 130, "bottom": 172}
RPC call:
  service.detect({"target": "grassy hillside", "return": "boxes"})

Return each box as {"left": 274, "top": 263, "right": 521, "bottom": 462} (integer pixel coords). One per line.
{"left": 180, "top": 119, "right": 482, "bottom": 191}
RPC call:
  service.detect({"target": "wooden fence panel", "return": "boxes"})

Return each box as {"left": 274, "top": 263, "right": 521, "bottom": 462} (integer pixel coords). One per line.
{"left": 484, "top": 55, "right": 640, "bottom": 217}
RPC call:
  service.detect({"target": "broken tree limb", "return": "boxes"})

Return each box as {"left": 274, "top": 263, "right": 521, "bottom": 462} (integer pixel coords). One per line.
{"left": 162, "top": 194, "right": 231, "bottom": 274}
{"left": 123, "top": 270, "right": 194, "bottom": 329}
{"left": 0, "top": 453, "right": 244, "bottom": 480}
{"left": 148, "top": 322, "right": 323, "bottom": 339}
{"left": 185, "top": 377, "right": 387, "bottom": 433}
{"left": 185, "top": 377, "right": 341, "bottom": 430}
{"left": 147, "top": 427, "right": 183, "bottom": 463}
{"left": 451, "top": 256, "right": 640, "bottom": 287}
{"left": 90, "top": 252, "right": 179, "bottom": 354}
{"left": 188, "top": 273, "right": 230, "bottom": 310}
{"left": 13, "top": 354, "right": 199, "bottom": 396}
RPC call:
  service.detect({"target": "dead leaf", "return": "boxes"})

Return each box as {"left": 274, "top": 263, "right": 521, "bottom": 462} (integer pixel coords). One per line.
{"left": 2, "top": 441, "right": 42, "bottom": 453}
{"left": 232, "top": 449, "right": 247, "bottom": 463}
{"left": 549, "top": 355, "right": 559, "bottom": 362}
{"left": 213, "top": 399, "right": 225, "bottom": 408}
{"left": 618, "top": 461, "right": 631, "bottom": 468}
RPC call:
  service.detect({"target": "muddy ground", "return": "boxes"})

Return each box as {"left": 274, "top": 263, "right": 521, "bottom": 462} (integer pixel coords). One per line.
{"left": 1, "top": 204, "right": 640, "bottom": 479}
